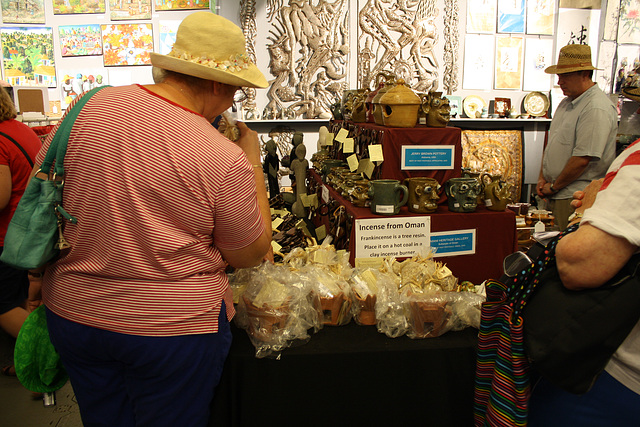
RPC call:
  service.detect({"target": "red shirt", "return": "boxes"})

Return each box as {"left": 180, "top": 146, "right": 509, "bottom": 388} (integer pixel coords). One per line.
{"left": 0, "top": 119, "right": 42, "bottom": 246}
{"left": 38, "top": 85, "right": 264, "bottom": 336}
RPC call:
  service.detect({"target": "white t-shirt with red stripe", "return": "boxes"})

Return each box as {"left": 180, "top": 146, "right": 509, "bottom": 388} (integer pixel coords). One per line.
{"left": 582, "top": 138, "right": 640, "bottom": 394}
{"left": 38, "top": 84, "right": 264, "bottom": 336}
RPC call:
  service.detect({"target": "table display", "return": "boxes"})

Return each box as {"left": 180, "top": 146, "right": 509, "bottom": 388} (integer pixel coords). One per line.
{"left": 210, "top": 323, "right": 478, "bottom": 427}
{"left": 310, "top": 170, "right": 517, "bottom": 285}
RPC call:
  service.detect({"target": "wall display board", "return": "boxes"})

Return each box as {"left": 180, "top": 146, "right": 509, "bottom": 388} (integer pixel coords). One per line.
{"left": 1, "top": 27, "right": 57, "bottom": 87}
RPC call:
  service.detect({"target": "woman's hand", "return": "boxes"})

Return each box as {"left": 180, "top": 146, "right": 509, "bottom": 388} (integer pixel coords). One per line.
{"left": 234, "top": 121, "right": 261, "bottom": 166}
{"left": 570, "top": 178, "right": 603, "bottom": 211}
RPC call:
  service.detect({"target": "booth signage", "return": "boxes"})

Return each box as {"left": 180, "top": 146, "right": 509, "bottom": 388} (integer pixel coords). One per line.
{"left": 354, "top": 217, "right": 430, "bottom": 259}
{"left": 401, "top": 145, "right": 455, "bottom": 170}
{"left": 430, "top": 229, "right": 476, "bottom": 256}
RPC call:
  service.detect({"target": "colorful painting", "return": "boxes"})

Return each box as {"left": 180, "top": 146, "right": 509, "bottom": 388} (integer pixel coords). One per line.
{"left": 109, "top": 0, "right": 152, "bottom": 20}
{"left": 466, "top": 0, "right": 497, "bottom": 33}
{"left": 59, "top": 25, "right": 103, "bottom": 57}
{"left": 158, "top": 20, "right": 180, "bottom": 54}
{"left": 59, "top": 69, "right": 109, "bottom": 109}
{"left": 101, "top": 24, "right": 154, "bottom": 66}
{"left": 1, "top": 0, "right": 45, "bottom": 23}
{"left": 526, "top": 0, "right": 555, "bottom": 35}
{"left": 495, "top": 36, "right": 523, "bottom": 90}
{"left": 618, "top": 0, "right": 640, "bottom": 43}
{"left": 52, "top": 0, "right": 106, "bottom": 14}
{"left": 154, "top": 0, "right": 210, "bottom": 11}
{"left": 1, "top": 27, "right": 56, "bottom": 87}
{"left": 497, "top": 0, "right": 525, "bottom": 33}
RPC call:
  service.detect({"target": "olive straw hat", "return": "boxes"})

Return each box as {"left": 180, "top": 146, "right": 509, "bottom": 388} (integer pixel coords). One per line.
{"left": 14, "top": 305, "right": 68, "bottom": 393}
{"left": 150, "top": 11, "right": 268, "bottom": 89}
{"left": 623, "top": 86, "right": 640, "bottom": 103}
{"left": 545, "top": 44, "right": 600, "bottom": 75}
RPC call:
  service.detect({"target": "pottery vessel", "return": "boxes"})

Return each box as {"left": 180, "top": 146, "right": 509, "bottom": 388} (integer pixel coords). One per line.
{"left": 379, "top": 79, "right": 421, "bottom": 128}
{"left": 404, "top": 177, "right": 441, "bottom": 214}
{"left": 444, "top": 177, "right": 482, "bottom": 213}
{"left": 368, "top": 179, "right": 409, "bottom": 215}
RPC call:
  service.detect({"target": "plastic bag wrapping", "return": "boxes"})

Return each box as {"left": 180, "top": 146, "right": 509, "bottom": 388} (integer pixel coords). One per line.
{"left": 350, "top": 253, "right": 485, "bottom": 338}
{"left": 233, "top": 262, "right": 323, "bottom": 359}
{"left": 284, "top": 240, "right": 354, "bottom": 326}
{"left": 404, "top": 291, "right": 485, "bottom": 339}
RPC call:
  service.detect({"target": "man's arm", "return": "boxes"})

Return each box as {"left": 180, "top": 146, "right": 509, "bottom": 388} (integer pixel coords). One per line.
{"left": 538, "top": 156, "right": 592, "bottom": 197}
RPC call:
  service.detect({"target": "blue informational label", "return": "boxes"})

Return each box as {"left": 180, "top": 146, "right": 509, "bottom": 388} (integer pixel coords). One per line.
{"left": 401, "top": 145, "right": 455, "bottom": 170}
{"left": 430, "top": 229, "right": 476, "bottom": 256}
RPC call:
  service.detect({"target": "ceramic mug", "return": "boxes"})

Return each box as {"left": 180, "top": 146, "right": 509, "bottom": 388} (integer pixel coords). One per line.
{"left": 444, "top": 177, "right": 482, "bottom": 213}
{"left": 403, "top": 177, "right": 440, "bottom": 214}
{"left": 368, "top": 179, "right": 408, "bottom": 215}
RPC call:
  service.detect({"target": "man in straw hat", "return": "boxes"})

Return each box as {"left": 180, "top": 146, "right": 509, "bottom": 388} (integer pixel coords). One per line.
{"left": 528, "top": 63, "right": 640, "bottom": 427}
{"left": 536, "top": 44, "right": 618, "bottom": 229}
{"left": 31, "top": 11, "right": 272, "bottom": 426}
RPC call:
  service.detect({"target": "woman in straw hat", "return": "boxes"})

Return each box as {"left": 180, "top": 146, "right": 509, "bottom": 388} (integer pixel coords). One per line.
{"left": 528, "top": 73, "right": 640, "bottom": 427}
{"left": 30, "top": 12, "right": 272, "bottom": 426}
{"left": 536, "top": 44, "right": 618, "bottom": 230}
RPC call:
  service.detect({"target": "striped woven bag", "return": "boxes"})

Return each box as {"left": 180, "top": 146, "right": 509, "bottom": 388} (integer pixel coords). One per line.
{"left": 473, "top": 228, "right": 566, "bottom": 427}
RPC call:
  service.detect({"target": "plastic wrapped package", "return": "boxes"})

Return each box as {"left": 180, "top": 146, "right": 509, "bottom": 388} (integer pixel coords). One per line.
{"left": 350, "top": 269, "right": 379, "bottom": 325}
{"left": 372, "top": 269, "right": 410, "bottom": 338}
{"left": 235, "top": 262, "right": 322, "bottom": 359}
{"left": 310, "top": 266, "right": 353, "bottom": 326}
{"left": 404, "top": 291, "right": 485, "bottom": 339}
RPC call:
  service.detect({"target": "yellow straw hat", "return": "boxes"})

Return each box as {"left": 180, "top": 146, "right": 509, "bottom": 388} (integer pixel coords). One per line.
{"left": 623, "top": 86, "right": 640, "bottom": 103}
{"left": 150, "top": 12, "right": 268, "bottom": 89}
{"left": 545, "top": 44, "right": 599, "bottom": 75}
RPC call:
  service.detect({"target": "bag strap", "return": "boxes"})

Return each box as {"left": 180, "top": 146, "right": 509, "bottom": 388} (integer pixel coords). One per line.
{"left": 509, "top": 223, "right": 580, "bottom": 318}
{"left": 40, "top": 86, "right": 109, "bottom": 177}
{"left": 0, "top": 131, "right": 34, "bottom": 168}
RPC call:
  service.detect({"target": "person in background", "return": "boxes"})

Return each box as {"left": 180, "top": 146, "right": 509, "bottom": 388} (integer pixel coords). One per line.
{"left": 0, "top": 82, "right": 42, "bottom": 376}
{"left": 528, "top": 86, "right": 640, "bottom": 426}
{"left": 33, "top": 12, "right": 272, "bottom": 426}
{"left": 536, "top": 44, "right": 618, "bottom": 230}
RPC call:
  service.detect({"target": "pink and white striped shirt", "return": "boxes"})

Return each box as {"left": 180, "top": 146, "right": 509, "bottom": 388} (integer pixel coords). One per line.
{"left": 38, "top": 84, "right": 264, "bottom": 336}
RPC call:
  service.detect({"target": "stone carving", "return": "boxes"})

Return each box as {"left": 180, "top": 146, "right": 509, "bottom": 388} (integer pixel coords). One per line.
{"left": 263, "top": 0, "right": 349, "bottom": 119}
{"left": 239, "top": 0, "right": 261, "bottom": 120}
{"left": 358, "top": 0, "right": 439, "bottom": 93}
{"left": 442, "top": 0, "right": 459, "bottom": 95}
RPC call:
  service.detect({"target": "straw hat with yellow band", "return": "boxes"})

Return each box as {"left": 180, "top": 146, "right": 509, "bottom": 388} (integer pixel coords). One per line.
{"left": 545, "top": 44, "right": 600, "bottom": 75}
{"left": 150, "top": 12, "right": 268, "bottom": 89}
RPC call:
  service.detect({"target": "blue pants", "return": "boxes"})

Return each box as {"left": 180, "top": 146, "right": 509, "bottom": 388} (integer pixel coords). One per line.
{"left": 46, "top": 303, "right": 232, "bottom": 427}
{"left": 528, "top": 370, "right": 640, "bottom": 427}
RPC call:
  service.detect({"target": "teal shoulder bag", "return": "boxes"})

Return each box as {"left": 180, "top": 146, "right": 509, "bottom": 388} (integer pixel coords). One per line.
{"left": 0, "top": 86, "right": 109, "bottom": 270}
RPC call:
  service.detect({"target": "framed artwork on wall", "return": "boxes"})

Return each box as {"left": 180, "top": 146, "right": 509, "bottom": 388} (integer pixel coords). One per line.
{"left": 526, "top": 0, "right": 555, "bottom": 35}
{"left": 523, "top": 38, "right": 553, "bottom": 91}
{"left": 59, "top": 25, "right": 103, "bottom": 57}
{"left": 101, "top": 24, "right": 154, "bottom": 66}
{"left": 618, "top": 0, "right": 640, "bottom": 43}
{"left": 495, "top": 36, "right": 523, "bottom": 90}
{"left": 158, "top": 20, "right": 180, "bottom": 54}
{"left": 466, "top": 0, "right": 497, "bottom": 33}
{"left": 1, "top": 0, "right": 45, "bottom": 23}
{"left": 1, "top": 27, "right": 57, "bottom": 87}
{"left": 463, "top": 34, "right": 494, "bottom": 90}
{"left": 52, "top": 0, "right": 106, "bottom": 14}
{"left": 497, "top": 0, "right": 525, "bottom": 33}
{"left": 59, "top": 69, "right": 108, "bottom": 109}
{"left": 109, "top": 0, "right": 152, "bottom": 20}
{"left": 154, "top": 0, "right": 211, "bottom": 11}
